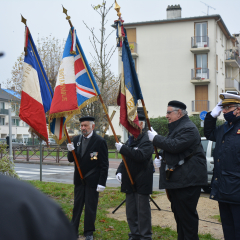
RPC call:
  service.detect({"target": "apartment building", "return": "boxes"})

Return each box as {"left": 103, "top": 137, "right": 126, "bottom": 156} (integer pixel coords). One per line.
{"left": 0, "top": 84, "right": 30, "bottom": 142}
{"left": 109, "top": 5, "right": 240, "bottom": 142}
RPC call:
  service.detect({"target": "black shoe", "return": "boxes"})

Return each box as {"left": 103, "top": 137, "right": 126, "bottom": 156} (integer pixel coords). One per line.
{"left": 85, "top": 236, "right": 93, "bottom": 240}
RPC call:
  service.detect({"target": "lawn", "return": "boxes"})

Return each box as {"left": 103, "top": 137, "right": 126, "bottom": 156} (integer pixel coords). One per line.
{"left": 28, "top": 181, "right": 218, "bottom": 240}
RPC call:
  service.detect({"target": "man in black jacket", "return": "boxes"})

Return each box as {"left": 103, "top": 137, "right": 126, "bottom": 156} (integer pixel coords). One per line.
{"left": 148, "top": 101, "right": 207, "bottom": 240}
{"left": 0, "top": 174, "right": 76, "bottom": 240}
{"left": 115, "top": 114, "right": 154, "bottom": 240}
{"left": 67, "top": 116, "right": 109, "bottom": 240}
{"left": 204, "top": 93, "right": 240, "bottom": 240}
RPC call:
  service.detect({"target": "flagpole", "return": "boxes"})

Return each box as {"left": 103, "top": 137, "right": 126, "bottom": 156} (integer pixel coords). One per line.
{"left": 114, "top": 1, "right": 169, "bottom": 199}
{"left": 62, "top": 6, "right": 135, "bottom": 188}
{"left": 65, "top": 129, "right": 85, "bottom": 185}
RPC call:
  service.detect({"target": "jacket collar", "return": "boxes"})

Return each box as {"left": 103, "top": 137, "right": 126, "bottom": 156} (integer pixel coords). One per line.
{"left": 168, "top": 115, "right": 188, "bottom": 134}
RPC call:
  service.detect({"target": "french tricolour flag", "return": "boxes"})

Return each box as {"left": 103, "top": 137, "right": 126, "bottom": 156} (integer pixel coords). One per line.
{"left": 49, "top": 27, "right": 100, "bottom": 144}
{"left": 19, "top": 27, "right": 53, "bottom": 142}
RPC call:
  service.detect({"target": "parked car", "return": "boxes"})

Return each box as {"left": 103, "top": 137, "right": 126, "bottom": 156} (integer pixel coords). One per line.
{"left": 42, "top": 138, "right": 56, "bottom": 145}
{"left": 201, "top": 137, "right": 215, "bottom": 193}
{"left": 12, "top": 138, "right": 25, "bottom": 147}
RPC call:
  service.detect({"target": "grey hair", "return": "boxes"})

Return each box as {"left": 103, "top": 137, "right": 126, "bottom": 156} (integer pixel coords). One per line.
{"left": 89, "top": 121, "right": 95, "bottom": 127}
{"left": 139, "top": 120, "right": 145, "bottom": 129}
{"left": 172, "top": 107, "right": 188, "bottom": 116}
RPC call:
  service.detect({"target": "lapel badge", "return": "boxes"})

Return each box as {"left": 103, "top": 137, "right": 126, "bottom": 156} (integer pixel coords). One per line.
{"left": 237, "top": 129, "right": 240, "bottom": 134}
{"left": 90, "top": 152, "right": 98, "bottom": 160}
{"left": 77, "top": 142, "right": 81, "bottom": 146}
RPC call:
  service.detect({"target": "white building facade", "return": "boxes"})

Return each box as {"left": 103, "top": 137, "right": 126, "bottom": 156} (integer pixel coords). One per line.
{"left": 0, "top": 86, "right": 30, "bottom": 142}
{"left": 109, "top": 6, "right": 240, "bottom": 142}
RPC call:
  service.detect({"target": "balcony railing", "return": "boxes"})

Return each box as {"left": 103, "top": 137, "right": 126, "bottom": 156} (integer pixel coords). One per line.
{"left": 128, "top": 42, "right": 137, "bottom": 54}
{"left": 191, "top": 68, "right": 209, "bottom": 80}
{"left": 225, "top": 50, "right": 240, "bottom": 65}
{"left": 225, "top": 78, "right": 240, "bottom": 91}
{"left": 0, "top": 109, "right": 9, "bottom": 115}
{"left": 191, "top": 36, "right": 209, "bottom": 48}
{"left": 192, "top": 100, "right": 209, "bottom": 112}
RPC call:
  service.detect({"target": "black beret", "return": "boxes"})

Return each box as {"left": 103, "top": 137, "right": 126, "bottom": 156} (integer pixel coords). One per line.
{"left": 138, "top": 114, "right": 145, "bottom": 121}
{"left": 79, "top": 116, "right": 95, "bottom": 122}
{"left": 168, "top": 100, "right": 186, "bottom": 110}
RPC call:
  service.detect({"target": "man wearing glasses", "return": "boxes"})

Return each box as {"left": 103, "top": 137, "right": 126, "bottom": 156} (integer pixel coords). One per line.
{"left": 204, "top": 92, "right": 240, "bottom": 240}
{"left": 147, "top": 100, "right": 207, "bottom": 240}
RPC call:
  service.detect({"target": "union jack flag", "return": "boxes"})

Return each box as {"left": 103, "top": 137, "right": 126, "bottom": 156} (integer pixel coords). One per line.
{"left": 49, "top": 27, "right": 100, "bottom": 144}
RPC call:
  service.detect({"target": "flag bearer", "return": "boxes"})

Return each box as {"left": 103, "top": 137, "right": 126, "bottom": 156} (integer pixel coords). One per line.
{"left": 67, "top": 116, "right": 109, "bottom": 240}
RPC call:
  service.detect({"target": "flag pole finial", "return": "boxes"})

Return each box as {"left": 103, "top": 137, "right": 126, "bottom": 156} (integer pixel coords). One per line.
{"left": 62, "top": 5, "right": 73, "bottom": 27}
{"left": 114, "top": 0, "right": 121, "bottom": 18}
{"left": 21, "top": 15, "right": 27, "bottom": 25}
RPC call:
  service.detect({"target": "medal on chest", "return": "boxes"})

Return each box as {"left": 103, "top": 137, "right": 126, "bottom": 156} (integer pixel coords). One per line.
{"left": 90, "top": 152, "right": 98, "bottom": 160}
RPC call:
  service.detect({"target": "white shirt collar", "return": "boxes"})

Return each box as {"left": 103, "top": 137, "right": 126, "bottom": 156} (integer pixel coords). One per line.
{"left": 84, "top": 131, "right": 93, "bottom": 139}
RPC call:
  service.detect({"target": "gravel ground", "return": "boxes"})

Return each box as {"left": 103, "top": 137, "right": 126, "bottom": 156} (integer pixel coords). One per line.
{"left": 107, "top": 192, "right": 223, "bottom": 240}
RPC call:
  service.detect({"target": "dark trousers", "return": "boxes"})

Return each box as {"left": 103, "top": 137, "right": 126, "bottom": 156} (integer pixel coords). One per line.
{"left": 71, "top": 184, "right": 99, "bottom": 237}
{"left": 219, "top": 202, "right": 240, "bottom": 240}
{"left": 168, "top": 186, "right": 201, "bottom": 240}
{"left": 126, "top": 192, "right": 152, "bottom": 240}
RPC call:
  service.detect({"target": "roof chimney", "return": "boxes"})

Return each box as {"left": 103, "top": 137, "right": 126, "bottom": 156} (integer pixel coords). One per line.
{"left": 167, "top": 5, "right": 181, "bottom": 19}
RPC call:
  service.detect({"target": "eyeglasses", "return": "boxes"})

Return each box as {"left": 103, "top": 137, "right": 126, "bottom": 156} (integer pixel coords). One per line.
{"left": 222, "top": 105, "right": 237, "bottom": 110}
{"left": 166, "top": 110, "right": 178, "bottom": 115}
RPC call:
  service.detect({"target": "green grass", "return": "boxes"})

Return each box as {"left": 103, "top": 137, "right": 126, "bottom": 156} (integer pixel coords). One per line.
{"left": 27, "top": 180, "right": 218, "bottom": 240}
{"left": 211, "top": 215, "right": 221, "bottom": 223}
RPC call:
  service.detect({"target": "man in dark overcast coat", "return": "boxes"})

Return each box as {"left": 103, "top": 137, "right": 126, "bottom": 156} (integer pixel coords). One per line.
{"left": 0, "top": 174, "right": 76, "bottom": 240}
{"left": 115, "top": 114, "right": 154, "bottom": 240}
{"left": 204, "top": 92, "right": 240, "bottom": 240}
{"left": 148, "top": 100, "right": 207, "bottom": 240}
{"left": 67, "top": 116, "right": 109, "bottom": 240}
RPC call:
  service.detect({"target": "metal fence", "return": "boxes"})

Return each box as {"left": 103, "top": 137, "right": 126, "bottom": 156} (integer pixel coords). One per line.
{"left": 0, "top": 145, "right": 68, "bottom": 163}
{"left": 191, "top": 36, "right": 209, "bottom": 48}
{"left": 0, "top": 145, "right": 120, "bottom": 162}
{"left": 225, "top": 50, "right": 240, "bottom": 65}
{"left": 191, "top": 68, "right": 209, "bottom": 80}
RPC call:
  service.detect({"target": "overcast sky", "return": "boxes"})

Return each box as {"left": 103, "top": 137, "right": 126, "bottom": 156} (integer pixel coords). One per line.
{"left": 0, "top": 0, "right": 239, "bottom": 88}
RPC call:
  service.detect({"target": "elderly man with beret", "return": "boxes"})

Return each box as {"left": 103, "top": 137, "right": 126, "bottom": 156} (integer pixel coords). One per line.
{"left": 67, "top": 116, "right": 109, "bottom": 240}
{"left": 115, "top": 114, "right": 154, "bottom": 240}
{"left": 148, "top": 100, "right": 207, "bottom": 240}
{"left": 204, "top": 92, "right": 240, "bottom": 240}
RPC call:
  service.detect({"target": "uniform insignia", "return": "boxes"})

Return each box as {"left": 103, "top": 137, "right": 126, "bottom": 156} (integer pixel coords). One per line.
{"left": 237, "top": 129, "right": 240, "bottom": 134}
{"left": 77, "top": 142, "right": 81, "bottom": 146}
{"left": 90, "top": 152, "right": 98, "bottom": 160}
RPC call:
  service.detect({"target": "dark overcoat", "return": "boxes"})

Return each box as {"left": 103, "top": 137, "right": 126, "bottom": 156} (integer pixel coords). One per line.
{"left": 0, "top": 175, "right": 76, "bottom": 240}
{"left": 204, "top": 113, "right": 240, "bottom": 204}
{"left": 116, "top": 133, "right": 154, "bottom": 195}
{"left": 153, "top": 115, "right": 207, "bottom": 189}
{"left": 68, "top": 131, "right": 109, "bottom": 188}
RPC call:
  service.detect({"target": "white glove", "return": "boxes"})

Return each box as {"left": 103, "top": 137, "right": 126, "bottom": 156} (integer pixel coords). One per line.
{"left": 67, "top": 142, "right": 75, "bottom": 151}
{"left": 211, "top": 101, "right": 223, "bottom": 118}
{"left": 96, "top": 184, "right": 105, "bottom": 192}
{"left": 154, "top": 156, "right": 162, "bottom": 168}
{"left": 147, "top": 127, "right": 158, "bottom": 142}
{"left": 116, "top": 173, "right": 122, "bottom": 184}
{"left": 115, "top": 142, "right": 123, "bottom": 152}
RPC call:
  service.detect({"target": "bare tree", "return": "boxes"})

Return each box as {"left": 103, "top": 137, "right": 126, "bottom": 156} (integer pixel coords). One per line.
{"left": 82, "top": 1, "right": 119, "bottom": 134}
{"left": 7, "top": 35, "right": 64, "bottom": 93}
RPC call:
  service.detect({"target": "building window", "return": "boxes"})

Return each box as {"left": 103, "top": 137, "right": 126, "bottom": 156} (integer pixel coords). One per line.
{"left": 12, "top": 119, "right": 19, "bottom": 126}
{"left": 195, "top": 22, "right": 207, "bottom": 47}
{"left": 0, "top": 102, "right": 5, "bottom": 109}
{"left": 196, "top": 54, "right": 208, "bottom": 79}
{"left": 216, "top": 55, "right": 218, "bottom": 70}
{"left": 0, "top": 117, "right": 5, "bottom": 125}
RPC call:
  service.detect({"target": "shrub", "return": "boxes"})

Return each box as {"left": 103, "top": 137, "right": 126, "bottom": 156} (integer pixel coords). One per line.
{"left": 0, "top": 144, "right": 19, "bottom": 178}
{"left": 150, "top": 115, "right": 225, "bottom": 137}
{"left": 104, "top": 135, "right": 121, "bottom": 149}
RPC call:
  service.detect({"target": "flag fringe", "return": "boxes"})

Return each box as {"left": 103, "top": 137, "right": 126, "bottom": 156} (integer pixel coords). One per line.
{"left": 29, "top": 127, "right": 48, "bottom": 143}
{"left": 49, "top": 95, "right": 98, "bottom": 145}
